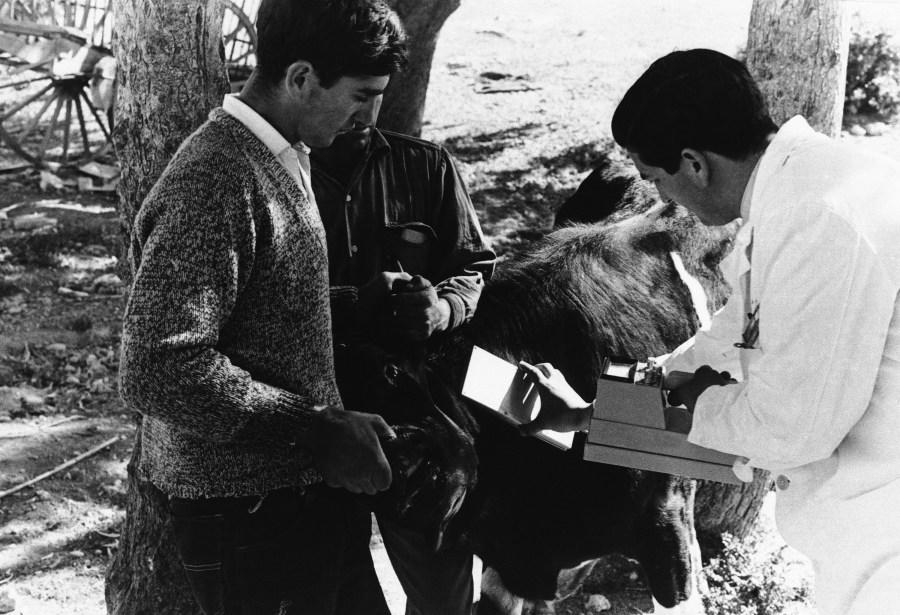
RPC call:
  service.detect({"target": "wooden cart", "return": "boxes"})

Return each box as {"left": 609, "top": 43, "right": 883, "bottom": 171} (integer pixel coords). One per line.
{"left": 0, "top": 0, "right": 258, "bottom": 169}
{"left": 0, "top": 0, "right": 114, "bottom": 167}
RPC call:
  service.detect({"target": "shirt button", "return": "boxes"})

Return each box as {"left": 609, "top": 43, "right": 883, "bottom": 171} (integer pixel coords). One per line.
{"left": 350, "top": 245, "right": 358, "bottom": 254}
{"left": 776, "top": 474, "right": 791, "bottom": 490}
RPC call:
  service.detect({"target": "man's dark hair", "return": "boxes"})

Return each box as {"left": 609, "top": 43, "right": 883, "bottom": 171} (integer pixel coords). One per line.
{"left": 255, "top": 0, "right": 407, "bottom": 87}
{"left": 611, "top": 49, "right": 777, "bottom": 173}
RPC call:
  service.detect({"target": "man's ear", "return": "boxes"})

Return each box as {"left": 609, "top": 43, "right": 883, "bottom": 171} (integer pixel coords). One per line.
{"left": 680, "top": 148, "right": 710, "bottom": 188}
{"left": 284, "top": 60, "right": 315, "bottom": 96}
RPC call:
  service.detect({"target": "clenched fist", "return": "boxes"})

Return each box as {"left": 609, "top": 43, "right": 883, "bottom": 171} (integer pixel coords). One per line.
{"left": 390, "top": 275, "right": 451, "bottom": 341}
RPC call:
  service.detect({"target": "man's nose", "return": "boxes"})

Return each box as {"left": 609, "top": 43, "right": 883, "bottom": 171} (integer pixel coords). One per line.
{"left": 354, "top": 95, "right": 383, "bottom": 127}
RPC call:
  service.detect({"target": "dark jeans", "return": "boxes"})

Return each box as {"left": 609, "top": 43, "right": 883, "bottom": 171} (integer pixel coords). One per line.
{"left": 378, "top": 516, "right": 474, "bottom": 615}
{"left": 169, "top": 486, "right": 391, "bottom": 615}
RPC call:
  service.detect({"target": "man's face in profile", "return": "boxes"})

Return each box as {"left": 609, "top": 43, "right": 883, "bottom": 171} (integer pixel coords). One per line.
{"left": 295, "top": 71, "right": 387, "bottom": 148}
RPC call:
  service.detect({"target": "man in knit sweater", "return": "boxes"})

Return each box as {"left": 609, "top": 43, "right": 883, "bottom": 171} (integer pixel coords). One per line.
{"left": 118, "top": 1, "right": 407, "bottom": 613}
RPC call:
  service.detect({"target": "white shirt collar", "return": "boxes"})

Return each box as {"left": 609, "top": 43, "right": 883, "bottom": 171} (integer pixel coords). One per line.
{"left": 739, "top": 154, "right": 763, "bottom": 221}
{"left": 740, "top": 116, "right": 822, "bottom": 224}
{"left": 774, "top": 115, "right": 816, "bottom": 143}
{"left": 222, "top": 94, "right": 315, "bottom": 198}
{"left": 222, "top": 94, "right": 307, "bottom": 160}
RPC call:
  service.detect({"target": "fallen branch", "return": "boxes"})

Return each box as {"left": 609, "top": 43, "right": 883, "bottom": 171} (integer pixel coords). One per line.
{"left": 0, "top": 435, "right": 121, "bottom": 499}
{"left": 46, "top": 415, "right": 86, "bottom": 429}
{"left": 94, "top": 530, "right": 119, "bottom": 539}
{"left": 0, "top": 415, "right": 86, "bottom": 439}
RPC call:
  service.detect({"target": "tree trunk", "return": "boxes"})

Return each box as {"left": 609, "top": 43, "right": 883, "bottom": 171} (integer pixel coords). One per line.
{"left": 105, "top": 1, "right": 227, "bottom": 613}
{"left": 105, "top": 431, "right": 202, "bottom": 615}
{"left": 113, "top": 0, "right": 229, "bottom": 247}
{"left": 694, "top": 473, "right": 771, "bottom": 556}
{"left": 745, "top": 0, "right": 850, "bottom": 137}
{"left": 379, "top": 0, "right": 461, "bottom": 136}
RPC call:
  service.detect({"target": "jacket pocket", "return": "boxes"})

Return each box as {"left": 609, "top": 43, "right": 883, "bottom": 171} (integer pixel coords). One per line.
{"left": 383, "top": 222, "right": 437, "bottom": 276}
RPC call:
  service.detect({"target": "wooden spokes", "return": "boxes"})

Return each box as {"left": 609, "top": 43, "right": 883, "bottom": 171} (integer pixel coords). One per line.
{"left": 0, "top": 69, "right": 111, "bottom": 166}
{"left": 223, "top": 0, "right": 257, "bottom": 92}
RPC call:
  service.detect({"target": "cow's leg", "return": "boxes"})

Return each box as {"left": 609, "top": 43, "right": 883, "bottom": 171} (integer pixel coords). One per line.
{"left": 633, "top": 476, "right": 703, "bottom": 611}
{"left": 650, "top": 526, "right": 706, "bottom": 615}
{"left": 477, "top": 567, "right": 524, "bottom": 615}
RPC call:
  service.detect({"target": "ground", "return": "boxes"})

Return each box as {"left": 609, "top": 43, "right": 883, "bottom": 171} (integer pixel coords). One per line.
{"left": 2, "top": 1, "right": 900, "bottom": 614}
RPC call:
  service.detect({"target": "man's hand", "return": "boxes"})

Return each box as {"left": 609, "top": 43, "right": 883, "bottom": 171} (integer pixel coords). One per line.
{"left": 358, "top": 271, "right": 413, "bottom": 318}
{"left": 517, "top": 361, "right": 592, "bottom": 435}
{"left": 308, "top": 406, "right": 394, "bottom": 495}
{"left": 391, "top": 275, "right": 451, "bottom": 341}
{"left": 666, "top": 365, "right": 734, "bottom": 412}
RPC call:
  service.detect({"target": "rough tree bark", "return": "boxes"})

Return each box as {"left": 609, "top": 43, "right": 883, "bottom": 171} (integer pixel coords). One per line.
{"left": 745, "top": 0, "right": 850, "bottom": 137}
{"left": 379, "top": 0, "right": 461, "bottom": 136}
{"left": 693, "top": 474, "right": 771, "bottom": 554}
{"left": 105, "top": 1, "right": 228, "bottom": 614}
{"left": 693, "top": 0, "right": 851, "bottom": 550}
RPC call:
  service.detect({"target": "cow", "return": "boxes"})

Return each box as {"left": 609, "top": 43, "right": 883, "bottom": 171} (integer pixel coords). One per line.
{"left": 443, "top": 205, "right": 732, "bottom": 614}
{"left": 337, "top": 159, "right": 736, "bottom": 615}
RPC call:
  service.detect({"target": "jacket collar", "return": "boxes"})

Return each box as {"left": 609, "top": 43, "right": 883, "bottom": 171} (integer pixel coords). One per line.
{"left": 748, "top": 116, "right": 828, "bottom": 225}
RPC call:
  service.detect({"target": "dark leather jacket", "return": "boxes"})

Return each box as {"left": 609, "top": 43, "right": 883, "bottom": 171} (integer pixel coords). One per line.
{"left": 311, "top": 129, "right": 495, "bottom": 338}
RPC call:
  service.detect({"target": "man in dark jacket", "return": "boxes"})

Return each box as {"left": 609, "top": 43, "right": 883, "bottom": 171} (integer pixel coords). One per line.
{"left": 313, "top": 116, "right": 495, "bottom": 614}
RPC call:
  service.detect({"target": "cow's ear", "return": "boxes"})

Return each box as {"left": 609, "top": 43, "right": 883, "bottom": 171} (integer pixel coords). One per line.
{"left": 680, "top": 148, "right": 710, "bottom": 188}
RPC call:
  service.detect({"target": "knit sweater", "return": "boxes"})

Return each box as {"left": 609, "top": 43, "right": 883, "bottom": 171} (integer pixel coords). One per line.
{"left": 119, "top": 109, "right": 342, "bottom": 498}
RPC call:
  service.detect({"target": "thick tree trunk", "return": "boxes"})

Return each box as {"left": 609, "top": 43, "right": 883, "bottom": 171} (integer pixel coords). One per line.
{"left": 113, "top": 0, "right": 229, "bottom": 246}
{"left": 379, "top": 0, "right": 461, "bottom": 136}
{"left": 694, "top": 474, "right": 771, "bottom": 555}
{"left": 745, "top": 0, "right": 850, "bottom": 137}
{"left": 105, "top": 431, "right": 201, "bottom": 615}
{"left": 105, "top": 1, "right": 227, "bottom": 614}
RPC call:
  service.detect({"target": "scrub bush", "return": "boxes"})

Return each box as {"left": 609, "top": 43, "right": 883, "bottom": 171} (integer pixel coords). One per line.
{"left": 844, "top": 31, "right": 900, "bottom": 120}
{"left": 703, "top": 531, "right": 811, "bottom": 615}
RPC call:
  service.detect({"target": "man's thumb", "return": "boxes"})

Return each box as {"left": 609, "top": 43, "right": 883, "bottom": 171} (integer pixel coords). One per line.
{"left": 518, "top": 419, "right": 543, "bottom": 437}
{"left": 373, "top": 419, "right": 397, "bottom": 442}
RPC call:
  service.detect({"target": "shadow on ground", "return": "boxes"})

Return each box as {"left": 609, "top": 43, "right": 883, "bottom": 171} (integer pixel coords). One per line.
{"left": 443, "top": 125, "right": 627, "bottom": 259}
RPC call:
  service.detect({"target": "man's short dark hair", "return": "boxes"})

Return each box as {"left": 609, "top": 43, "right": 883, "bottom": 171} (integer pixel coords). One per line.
{"left": 255, "top": 0, "right": 407, "bottom": 87}
{"left": 611, "top": 49, "right": 777, "bottom": 173}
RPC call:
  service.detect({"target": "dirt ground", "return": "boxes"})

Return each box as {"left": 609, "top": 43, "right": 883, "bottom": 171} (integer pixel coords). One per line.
{"left": 2, "top": 1, "right": 900, "bottom": 614}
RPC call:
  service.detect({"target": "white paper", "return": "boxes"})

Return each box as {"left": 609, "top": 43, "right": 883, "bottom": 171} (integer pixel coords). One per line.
{"left": 604, "top": 362, "right": 633, "bottom": 380}
{"left": 461, "top": 346, "right": 574, "bottom": 450}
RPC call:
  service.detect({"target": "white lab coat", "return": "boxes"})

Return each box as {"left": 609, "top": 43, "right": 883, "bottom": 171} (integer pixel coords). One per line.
{"left": 664, "top": 117, "right": 900, "bottom": 615}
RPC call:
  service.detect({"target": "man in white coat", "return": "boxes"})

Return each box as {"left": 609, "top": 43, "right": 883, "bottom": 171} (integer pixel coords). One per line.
{"left": 519, "top": 49, "right": 900, "bottom": 615}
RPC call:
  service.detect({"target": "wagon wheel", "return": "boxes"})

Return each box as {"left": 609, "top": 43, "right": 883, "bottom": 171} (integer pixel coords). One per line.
{"left": 0, "top": 1, "right": 112, "bottom": 47}
{"left": 223, "top": 0, "right": 257, "bottom": 92}
{"left": 0, "top": 45, "right": 113, "bottom": 167}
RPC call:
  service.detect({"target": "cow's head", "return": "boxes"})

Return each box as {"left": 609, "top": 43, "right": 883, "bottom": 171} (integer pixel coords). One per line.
{"left": 334, "top": 341, "right": 479, "bottom": 551}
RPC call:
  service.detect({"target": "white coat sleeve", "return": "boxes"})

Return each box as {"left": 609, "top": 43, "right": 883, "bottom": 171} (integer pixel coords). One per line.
{"left": 687, "top": 201, "right": 896, "bottom": 471}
